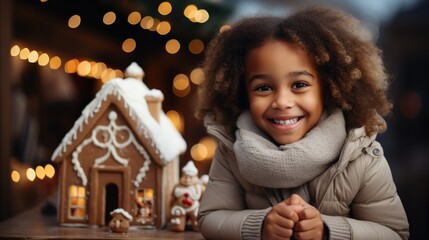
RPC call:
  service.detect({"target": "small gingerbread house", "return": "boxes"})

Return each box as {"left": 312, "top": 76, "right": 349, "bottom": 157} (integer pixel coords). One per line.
{"left": 51, "top": 63, "right": 186, "bottom": 229}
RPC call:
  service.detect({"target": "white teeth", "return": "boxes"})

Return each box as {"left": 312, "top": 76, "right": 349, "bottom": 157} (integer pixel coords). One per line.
{"left": 273, "top": 117, "right": 299, "bottom": 126}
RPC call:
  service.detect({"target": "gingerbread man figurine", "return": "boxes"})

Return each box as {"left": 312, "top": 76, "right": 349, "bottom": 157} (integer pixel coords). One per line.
{"left": 170, "top": 161, "right": 204, "bottom": 232}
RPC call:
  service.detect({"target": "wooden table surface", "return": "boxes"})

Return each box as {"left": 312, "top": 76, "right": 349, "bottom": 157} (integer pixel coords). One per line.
{"left": 0, "top": 205, "right": 205, "bottom": 239}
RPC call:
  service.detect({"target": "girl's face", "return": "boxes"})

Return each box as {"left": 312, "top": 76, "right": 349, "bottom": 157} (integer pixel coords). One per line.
{"left": 245, "top": 40, "right": 323, "bottom": 145}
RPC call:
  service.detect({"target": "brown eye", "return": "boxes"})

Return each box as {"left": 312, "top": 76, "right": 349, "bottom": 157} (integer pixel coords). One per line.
{"left": 255, "top": 85, "right": 272, "bottom": 91}
{"left": 292, "top": 82, "right": 308, "bottom": 89}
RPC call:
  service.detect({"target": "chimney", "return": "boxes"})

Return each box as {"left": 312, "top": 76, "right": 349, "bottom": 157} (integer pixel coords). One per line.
{"left": 145, "top": 89, "right": 164, "bottom": 123}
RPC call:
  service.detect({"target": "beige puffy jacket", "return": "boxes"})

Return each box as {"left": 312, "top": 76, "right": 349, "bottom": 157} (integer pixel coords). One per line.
{"left": 197, "top": 124, "right": 409, "bottom": 240}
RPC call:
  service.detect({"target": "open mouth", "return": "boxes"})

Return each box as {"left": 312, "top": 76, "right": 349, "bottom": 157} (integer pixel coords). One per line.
{"left": 271, "top": 117, "right": 302, "bottom": 126}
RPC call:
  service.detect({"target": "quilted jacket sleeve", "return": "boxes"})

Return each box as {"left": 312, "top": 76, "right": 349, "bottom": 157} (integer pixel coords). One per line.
{"left": 346, "top": 151, "right": 409, "bottom": 240}
{"left": 197, "top": 143, "right": 271, "bottom": 240}
{"left": 319, "top": 141, "right": 409, "bottom": 240}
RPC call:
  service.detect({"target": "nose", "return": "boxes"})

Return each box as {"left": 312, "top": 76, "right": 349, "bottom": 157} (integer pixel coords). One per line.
{"left": 271, "top": 90, "right": 294, "bottom": 110}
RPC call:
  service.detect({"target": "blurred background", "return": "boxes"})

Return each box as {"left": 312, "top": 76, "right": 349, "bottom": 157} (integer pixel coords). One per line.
{"left": 0, "top": 0, "right": 427, "bottom": 239}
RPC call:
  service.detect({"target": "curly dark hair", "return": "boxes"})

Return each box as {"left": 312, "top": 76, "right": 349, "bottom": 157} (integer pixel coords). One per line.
{"left": 195, "top": 6, "right": 392, "bottom": 137}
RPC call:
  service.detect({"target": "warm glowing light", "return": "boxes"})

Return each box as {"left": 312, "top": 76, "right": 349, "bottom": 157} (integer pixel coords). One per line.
{"left": 68, "top": 15, "right": 81, "bottom": 28}
{"left": 145, "top": 188, "right": 154, "bottom": 199}
{"left": 128, "top": 11, "right": 142, "bottom": 25}
{"left": 149, "top": 18, "right": 160, "bottom": 31}
{"left": 26, "top": 168, "right": 36, "bottom": 182}
{"left": 184, "top": 5, "right": 198, "bottom": 18}
{"left": 156, "top": 21, "right": 171, "bottom": 35}
{"left": 64, "top": 59, "right": 79, "bottom": 73}
{"left": 196, "top": 9, "right": 209, "bottom": 23}
{"left": 188, "top": 39, "right": 204, "bottom": 54}
{"left": 28, "top": 50, "right": 39, "bottom": 63}
{"left": 173, "top": 74, "right": 189, "bottom": 91}
{"left": 165, "top": 39, "right": 180, "bottom": 54}
{"left": 122, "top": 38, "right": 136, "bottom": 53}
{"left": 191, "top": 143, "right": 208, "bottom": 161}
{"left": 49, "top": 56, "right": 62, "bottom": 70}
{"left": 38, "top": 53, "right": 50, "bottom": 66}
{"left": 77, "top": 60, "right": 91, "bottom": 76}
{"left": 114, "top": 69, "right": 124, "bottom": 79}
{"left": 19, "top": 48, "right": 30, "bottom": 60}
{"left": 219, "top": 25, "right": 231, "bottom": 33}
{"left": 101, "top": 68, "right": 116, "bottom": 83}
{"left": 141, "top": 16, "right": 154, "bottom": 29}
{"left": 199, "top": 137, "right": 217, "bottom": 160}
{"left": 190, "top": 68, "right": 205, "bottom": 85}
{"left": 11, "top": 171, "right": 20, "bottom": 183}
{"left": 91, "top": 62, "right": 106, "bottom": 79}
{"left": 158, "top": 2, "right": 172, "bottom": 16}
{"left": 36, "top": 166, "right": 46, "bottom": 180}
{"left": 166, "top": 110, "right": 184, "bottom": 133}
{"left": 10, "top": 45, "right": 20, "bottom": 56}
{"left": 45, "top": 164, "right": 55, "bottom": 178}
{"left": 103, "top": 11, "right": 116, "bottom": 25}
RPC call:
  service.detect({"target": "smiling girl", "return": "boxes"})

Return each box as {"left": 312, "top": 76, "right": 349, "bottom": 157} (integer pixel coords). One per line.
{"left": 195, "top": 6, "right": 409, "bottom": 240}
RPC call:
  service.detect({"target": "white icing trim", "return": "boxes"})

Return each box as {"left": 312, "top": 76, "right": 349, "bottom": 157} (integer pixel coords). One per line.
{"left": 110, "top": 208, "right": 133, "bottom": 221}
{"left": 52, "top": 78, "right": 186, "bottom": 165}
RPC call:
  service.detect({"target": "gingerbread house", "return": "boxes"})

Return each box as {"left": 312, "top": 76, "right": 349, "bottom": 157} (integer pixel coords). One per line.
{"left": 51, "top": 62, "right": 187, "bottom": 229}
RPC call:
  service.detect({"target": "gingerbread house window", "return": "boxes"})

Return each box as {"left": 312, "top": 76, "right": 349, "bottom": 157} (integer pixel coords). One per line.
{"left": 136, "top": 188, "right": 154, "bottom": 224}
{"left": 68, "top": 185, "right": 86, "bottom": 219}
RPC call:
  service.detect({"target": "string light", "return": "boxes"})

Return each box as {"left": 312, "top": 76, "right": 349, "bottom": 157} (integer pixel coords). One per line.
{"left": 165, "top": 39, "right": 180, "bottom": 54}
{"left": 68, "top": 15, "right": 81, "bottom": 28}
{"left": 103, "top": 11, "right": 116, "bottom": 25}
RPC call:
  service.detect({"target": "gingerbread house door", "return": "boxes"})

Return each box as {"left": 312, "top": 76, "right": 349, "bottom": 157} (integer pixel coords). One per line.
{"left": 89, "top": 165, "right": 131, "bottom": 226}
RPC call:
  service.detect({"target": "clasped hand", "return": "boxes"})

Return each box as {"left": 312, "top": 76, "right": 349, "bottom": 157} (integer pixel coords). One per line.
{"left": 262, "top": 194, "right": 324, "bottom": 240}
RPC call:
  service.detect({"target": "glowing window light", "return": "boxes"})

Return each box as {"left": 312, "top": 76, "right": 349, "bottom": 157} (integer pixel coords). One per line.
{"left": 156, "top": 21, "right": 171, "bottom": 35}
{"left": 184, "top": 5, "right": 197, "bottom": 18}
{"left": 28, "top": 50, "right": 39, "bottom": 63}
{"left": 128, "top": 11, "right": 141, "bottom": 25}
{"left": 165, "top": 39, "right": 180, "bottom": 54}
{"left": 166, "top": 110, "right": 184, "bottom": 133}
{"left": 103, "top": 11, "right": 116, "bottom": 25}
{"left": 19, "top": 48, "right": 30, "bottom": 60}
{"left": 10, "top": 45, "right": 20, "bottom": 57}
{"left": 64, "top": 59, "right": 79, "bottom": 73}
{"left": 188, "top": 39, "right": 204, "bottom": 54}
{"left": 26, "top": 168, "right": 36, "bottom": 182}
{"left": 45, "top": 164, "right": 55, "bottom": 178}
{"left": 77, "top": 60, "right": 91, "bottom": 76}
{"left": 191, "top": 143, "right": 208, "bottom": 161}
{"left": 122, "top": 38, "right": 136, "bottom": 53}
{"left": 140, "top": 16, "right": 154, "bottom": 29}
{"left": 158, "top": 2, "right": 172, "bottom": 16}
{"left": 38, "top": 53, "right": 50, "bottom": 66}
{"left": 49, "top": 56, "right": 61, "bottom": 70}
{"left": 35, "top": 166, "right": 45, "bottom": 180}
{"left": 68, "top": 15, "right": 81, "bottom": 29}
{"left": 11, "top": 171, "right": 20, "bottom": 183}
{"left": 190, "top": 68, "right": 204, "bottom": 85}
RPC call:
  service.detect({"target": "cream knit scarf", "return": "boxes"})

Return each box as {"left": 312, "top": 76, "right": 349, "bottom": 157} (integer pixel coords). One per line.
{"left": 233, "top": 109, "right": 346, "bottom": 189}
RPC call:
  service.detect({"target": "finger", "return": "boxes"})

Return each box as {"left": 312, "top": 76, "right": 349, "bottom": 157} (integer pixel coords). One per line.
{"left": 264, "top": 224, "right": 294, "bottom": 239}
{"left": 285, "top": 194, "right": 303, "bottom": 206}
{"left": 297, "top": 207, "right": 317, "bottom": 220}
{"left": 293, "top": 226, "right": 324, "bottom": 240}
{"left": 274, "top": 204, "right": 300, "bottom": 223}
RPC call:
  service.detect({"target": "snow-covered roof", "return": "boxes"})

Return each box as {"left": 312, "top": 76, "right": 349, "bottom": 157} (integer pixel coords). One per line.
{"left": 51, "top": 63, "right": 186, "bottom": 165}
{"left": 110, "top": 208, "right": 133, "bottom": 221}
